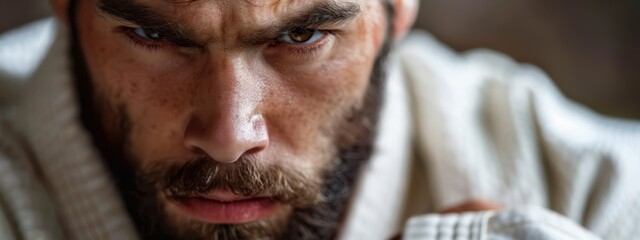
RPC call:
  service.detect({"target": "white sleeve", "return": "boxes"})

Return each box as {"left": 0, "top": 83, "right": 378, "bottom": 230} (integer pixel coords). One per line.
{"left": 403, "top": 206, "right": 600, "bottom": 240}
{"left": 398, "top": 31, "right": 640, "bottom": 239}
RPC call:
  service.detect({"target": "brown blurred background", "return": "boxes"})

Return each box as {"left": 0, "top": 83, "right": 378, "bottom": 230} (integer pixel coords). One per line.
{"left": 1, "top": 0, "right": 639, "bottom": 118}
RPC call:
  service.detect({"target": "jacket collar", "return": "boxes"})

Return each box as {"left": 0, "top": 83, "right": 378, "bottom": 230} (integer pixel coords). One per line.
{"left": 339, "top": 53, "right": 414, "bottom": 239}
{"left": 17, "top": 19, "right": 138, "bottom": 240}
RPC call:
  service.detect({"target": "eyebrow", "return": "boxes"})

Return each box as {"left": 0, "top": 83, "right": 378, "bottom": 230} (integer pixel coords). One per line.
{"left": 97, "top": 0, "right": 361, "bottom": 47}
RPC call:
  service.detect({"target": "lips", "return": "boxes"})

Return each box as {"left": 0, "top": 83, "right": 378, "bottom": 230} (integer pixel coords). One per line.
{"left": 174, "top": 190, "right": 281, "bottom": 224}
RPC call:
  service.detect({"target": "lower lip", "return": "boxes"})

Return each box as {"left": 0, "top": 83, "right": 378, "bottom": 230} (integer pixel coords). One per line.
{"left": 175, "top": 197, "right": 280, "bottom": 224}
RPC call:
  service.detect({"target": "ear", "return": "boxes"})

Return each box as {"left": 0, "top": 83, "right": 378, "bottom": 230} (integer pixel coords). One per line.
{"left": 391, "top": 0, "right": 418, "bottom": 41}
{"left": 51, "top": 0, "right": 72, "bottom": 23}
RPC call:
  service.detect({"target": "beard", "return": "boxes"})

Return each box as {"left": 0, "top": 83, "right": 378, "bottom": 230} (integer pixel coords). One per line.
{"left": 69, "top": 2, "right": 394, "bottom": 239}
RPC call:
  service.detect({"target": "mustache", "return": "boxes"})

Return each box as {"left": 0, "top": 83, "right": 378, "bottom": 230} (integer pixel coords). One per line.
{"left": 138, "top": 156, "right": 325, "bottom": 207}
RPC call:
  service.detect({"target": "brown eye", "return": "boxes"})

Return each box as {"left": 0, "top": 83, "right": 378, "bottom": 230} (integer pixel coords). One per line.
{"left": 288, "top": 29, "right": 314, "bottom": 43}
{"left": 279, "top": 28, "right": 325, "bottom": 45}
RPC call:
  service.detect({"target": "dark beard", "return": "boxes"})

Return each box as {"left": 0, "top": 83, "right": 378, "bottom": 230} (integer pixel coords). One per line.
{"left": 69, "top": 1, "right": 394, "bottom": 239}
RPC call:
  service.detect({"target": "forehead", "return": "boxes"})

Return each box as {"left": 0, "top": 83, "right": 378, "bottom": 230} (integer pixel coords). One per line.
{"left": 188, "top": 0, "right": 362, "bottom": 26}
{"left": 98, "top": 0, "right": 367, "bottom": 21}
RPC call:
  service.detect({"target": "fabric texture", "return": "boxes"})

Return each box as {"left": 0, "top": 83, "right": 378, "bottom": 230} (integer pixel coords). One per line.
{"left": 0, "top": 19, "right": 138, "bottom": 240}
{"left": 393, "top": 32, "right": 640, "bottom": 240}
{"left": 1, "top": 19, "right": 639, "bottom": 240}
{"left": 403, "top": 211, "right": 493, "bottom": 240}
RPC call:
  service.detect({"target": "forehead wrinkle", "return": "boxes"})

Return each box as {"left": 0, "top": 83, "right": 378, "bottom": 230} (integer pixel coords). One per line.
{"left": 190, "top": 0, "right": 299, "bottom": 47}
{"left": 99, "top": 0, "right": 361, "bottom": 49}
{"left": 247, "top": 0, "right": 361, "bottom": 27}
{"left": 226, "top": 0, "right": 362, "bottom": 46}
{"left": 97, "top": 0, "right": 209, "bottom": 46}
{"left": 166, "top": 0, "right": 361, "bottom": 47}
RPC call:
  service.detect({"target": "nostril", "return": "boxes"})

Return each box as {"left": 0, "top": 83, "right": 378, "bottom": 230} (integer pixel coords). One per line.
{"left": 244, "top": 145, "right": 265, "bottom": 155}
{"left": 187, "top": 144, "right": 208, "bottom": 156}
{"left": 183, "top": 113, "right": 270, "bottom": 164}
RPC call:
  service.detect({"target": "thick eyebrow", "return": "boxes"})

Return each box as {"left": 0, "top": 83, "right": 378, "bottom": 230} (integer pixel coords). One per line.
{"left": 97, "top": 0, "right": 203, "bottom": 47}
{"left": 248, "top": 1, "right": 361, "bottom": 44}
{"left": 97, "top": 0, "right": 361, "bottom": 47}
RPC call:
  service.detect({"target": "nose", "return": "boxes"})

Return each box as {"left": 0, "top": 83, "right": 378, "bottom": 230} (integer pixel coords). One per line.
{"left": 183, "top": 57, "right": 269, "bottom": 163}
{"left": 184, "top": 114, "right": 269, "bottom": 163}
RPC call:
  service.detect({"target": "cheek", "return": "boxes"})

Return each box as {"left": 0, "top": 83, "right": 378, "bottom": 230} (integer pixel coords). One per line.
{"left": 77, "top": 0, "right": 195, "bottom": 100}
{"left": 78, "top": 7, "right": 147, "bottom": 103}
{"left": 77, "top": 5, "right": 200, "bottom": 163}
{"left": 259, "top": 3, "right": 386, "bottom": 162}
{"left": 265, "top": 47, "right": 377, "bottom": 159}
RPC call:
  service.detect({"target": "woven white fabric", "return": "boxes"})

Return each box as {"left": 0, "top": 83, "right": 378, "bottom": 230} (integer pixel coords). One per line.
{"left": 391, "top": 32, "right": 640, "bottom": 240}
{"left": 0, "top": 19, "right": 138, "bottom": 240}
{"left": 403, "top": 212, "right": 492, "bottom": 240}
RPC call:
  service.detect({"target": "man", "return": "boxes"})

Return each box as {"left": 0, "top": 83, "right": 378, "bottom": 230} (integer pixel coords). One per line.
{"left": 0, "top": 0, "right": 639, "bottom": 239}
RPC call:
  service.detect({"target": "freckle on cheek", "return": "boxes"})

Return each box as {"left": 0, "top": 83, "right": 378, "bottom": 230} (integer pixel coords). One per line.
{"left": 114, "top": 90, "right": 123, "bottom": 100}
{"left": 129, "top": 82, "right": 139, "bottom": 94}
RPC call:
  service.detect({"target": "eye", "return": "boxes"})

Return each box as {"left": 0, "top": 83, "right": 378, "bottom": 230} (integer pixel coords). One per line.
{"left": 133, "top": 27, "right": 164, "bottom": 41}
{"left": 279, "top": 28, "right": 326, "bottom": 45}
{"left": 120, "top": 26, "right": 174, "bottom": 52}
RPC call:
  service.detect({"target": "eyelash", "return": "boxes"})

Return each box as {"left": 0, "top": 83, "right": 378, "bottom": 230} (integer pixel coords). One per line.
{"left": 271, "top": 31, "right": 332, "bottom": 57}
{"left": 118, "top": 26, "right": 333, "bottom": 57}
{"left": 119, "top": 27, "right": 171, "bottom": 52}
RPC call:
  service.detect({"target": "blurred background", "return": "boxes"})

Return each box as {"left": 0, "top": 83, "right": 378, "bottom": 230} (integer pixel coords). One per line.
{"left": 1, "top": 0, "right": 639, "bottom": 118}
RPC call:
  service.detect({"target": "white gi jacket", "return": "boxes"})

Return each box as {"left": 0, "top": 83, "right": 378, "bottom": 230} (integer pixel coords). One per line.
{"left": 1, "top": 19, "right": 639, "bottom": 240}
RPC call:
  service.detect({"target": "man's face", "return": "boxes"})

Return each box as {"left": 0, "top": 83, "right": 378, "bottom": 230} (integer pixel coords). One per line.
{"left": 73, "top": 0, "right": 389, "bottom": 238}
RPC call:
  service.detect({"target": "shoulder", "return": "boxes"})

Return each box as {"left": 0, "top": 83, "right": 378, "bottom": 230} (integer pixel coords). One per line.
{"left": 396, "top": 30, "right": 640, "bottom": 238}
{"left": 0, "top": 116, "right": 64, "bottom": 239}
{"left": 396, "top": 30, "right": 554, "bottom": 97}
{"left": 395, "top": 30, "right": 640, "bottom": 153}
{"left": 0, "top": 19, "right": 60, "bottom": 219}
